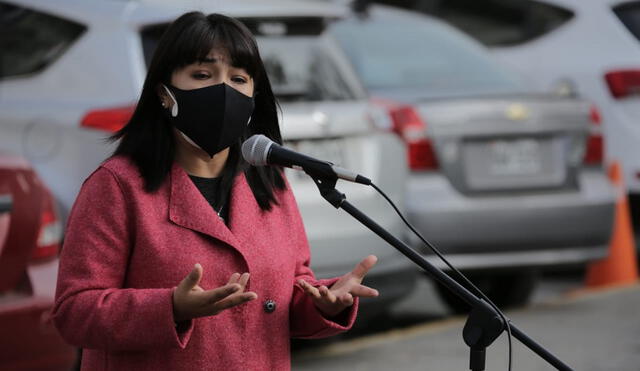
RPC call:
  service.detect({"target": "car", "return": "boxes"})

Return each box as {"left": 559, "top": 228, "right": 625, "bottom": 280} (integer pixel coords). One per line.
{"left": 384, "top": 0, "right": 640, "bottom": 231}
{"left": 328, "top": 4, "right": 616, "bottom": 312}
{"left": 0, "top": 0, "right": 415, "bottom": 323}
{"left": 0, "top": 152, "right": 75, "bottom": 370}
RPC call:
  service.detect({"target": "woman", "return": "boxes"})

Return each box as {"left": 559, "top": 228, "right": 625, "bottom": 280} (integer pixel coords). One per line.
{"left": 52, "top": 12, "right": 378, "bottom": 371}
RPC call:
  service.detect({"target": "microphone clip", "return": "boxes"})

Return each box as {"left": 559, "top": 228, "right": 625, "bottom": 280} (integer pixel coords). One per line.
{"left": 309, "top": 174, "right": 346, "bottom": 209}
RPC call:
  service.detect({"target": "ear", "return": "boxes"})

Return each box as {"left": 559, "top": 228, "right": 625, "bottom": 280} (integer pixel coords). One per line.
{"left": 156, "top": 83, "right": 178, "bottom": 117}
{"left": 156, "top": 84, "right": 168, "bottom": 106}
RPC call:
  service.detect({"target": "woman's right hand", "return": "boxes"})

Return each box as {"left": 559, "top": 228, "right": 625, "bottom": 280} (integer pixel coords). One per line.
{"left": 172, "top": 263, "right": 258, "bottom": 322}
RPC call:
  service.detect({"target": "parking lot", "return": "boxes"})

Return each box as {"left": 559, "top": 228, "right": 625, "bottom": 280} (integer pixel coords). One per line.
{"left": 1, "top": 0, "right": 639, "bottom": 370}
{"left": 293, "top": 273, "right": 640, "bottom": 371}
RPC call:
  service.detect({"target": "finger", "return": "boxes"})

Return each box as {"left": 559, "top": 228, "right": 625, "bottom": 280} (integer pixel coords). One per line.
{"left": 212, "top": 291, "right": 258, "bottom": 313}
{"left": 339, "top": 293, "right": 354, "bottom": 306}
{"left": 298, "top": 280, "right": 321, "bottom": 299}
{"left": 319, "top": 285, "right": 337, "bottom": 304}
{"left": 201, "top": 283, "right": 241, "bottom": 304}
{"left": 238, "top": 273, "right": 250, "bottom": 289}
{"left": 302, "top": 281, "right": 321, "bottom": 299}
{"left": 351, "top": 255, "right": 378, "bottom": 280}
{"left": 350, "top": 284, "right": 379, "bottom": 298}
{"left": 178, "top": 263, "right": 203, "bottom": 292}
{"left": 227, "top": 273, "right": 241, "bottom": 285}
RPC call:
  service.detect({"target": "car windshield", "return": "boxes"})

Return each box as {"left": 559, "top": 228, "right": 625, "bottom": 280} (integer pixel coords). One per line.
{"left": 329, "top": 12, "right": 524, "bottom": 97}
{"left": 141, "top": 20, "right": 355, "bottom": 102}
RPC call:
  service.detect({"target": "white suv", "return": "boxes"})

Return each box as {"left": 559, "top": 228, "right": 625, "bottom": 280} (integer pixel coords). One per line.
{"left": 0, "top": 0, "right": 415, "bottom": 317}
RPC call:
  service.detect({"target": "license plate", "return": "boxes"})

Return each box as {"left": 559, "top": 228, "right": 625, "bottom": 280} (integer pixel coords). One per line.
{"left": 285, "top": 139, "right": 346, "bottom": 180}
{"left": 463, "top": 137, "right": 566, "bottom": 190}
{"left": 489, "top": 139, "right": 542, "bottom": 176}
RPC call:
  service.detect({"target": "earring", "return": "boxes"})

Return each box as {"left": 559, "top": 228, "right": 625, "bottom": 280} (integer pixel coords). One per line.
{"left": 161, "top": 101, "right": 166, "bottom": 108}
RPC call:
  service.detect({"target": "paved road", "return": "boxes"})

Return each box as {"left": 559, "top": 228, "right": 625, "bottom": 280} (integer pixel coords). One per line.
{"left": 293, "top": 277, "right": 640, "bottom": 371}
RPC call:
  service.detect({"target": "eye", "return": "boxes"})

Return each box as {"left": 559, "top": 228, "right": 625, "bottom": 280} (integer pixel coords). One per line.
{"left": 192, "top": 72, "right": 210, "bottom": 80}
{"left": 231, "top": 76, "right": 248, "bottom": 84}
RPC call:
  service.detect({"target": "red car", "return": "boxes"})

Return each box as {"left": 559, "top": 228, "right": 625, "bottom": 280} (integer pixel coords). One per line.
{"left": 0, "top": 153, "right": 76, "bottom": 370}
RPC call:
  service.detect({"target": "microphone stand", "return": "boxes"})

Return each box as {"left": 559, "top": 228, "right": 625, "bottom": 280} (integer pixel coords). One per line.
{"left": 309, "top": 174, "right": 573, "bottom": 371}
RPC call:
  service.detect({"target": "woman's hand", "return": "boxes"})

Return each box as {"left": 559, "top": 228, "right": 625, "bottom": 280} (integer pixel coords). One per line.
{"left": 172, "top": 263, "right": 258, "bottom": 322}
{"left": 297, "top": 255, "right": 379, "bottom": 318}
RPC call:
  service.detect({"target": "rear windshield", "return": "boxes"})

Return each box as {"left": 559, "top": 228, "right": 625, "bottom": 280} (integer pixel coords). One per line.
{"left": 614, "top": 1, "right": 640, "bottom": 42}
{"left": 375, "top": 0, "right": 574, "bottom": 47}
{"left": 0, "top": 2, "right": 86, "bottom": 79}
{"left": 140, "top": 18, "right": 355, "bottom": 102}
{"left": 329, "top": 13, "right": 523, "bottom": 97}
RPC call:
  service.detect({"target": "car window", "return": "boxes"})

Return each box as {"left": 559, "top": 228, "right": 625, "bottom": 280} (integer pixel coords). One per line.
{"left": 255, "top": 35, "right": 355, "bottom": 101}
{"left": 377, "top": 0, "right": 573, "bottom": 47}
{"left": 329, "top": 14, "right": 523, "bottom": 96}
{"left": 0, "top": 2, "right": 86, "bottom": 79}
{"left": 140, "top": 18, "right": 355, "bottom": 102}
{"left": 614, "top": 1, "right": 640, "bottom": 42}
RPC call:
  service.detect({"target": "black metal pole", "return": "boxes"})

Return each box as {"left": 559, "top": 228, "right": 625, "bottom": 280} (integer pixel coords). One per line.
{"left": 336, "top": 198, "right": 574, "bottom": 371}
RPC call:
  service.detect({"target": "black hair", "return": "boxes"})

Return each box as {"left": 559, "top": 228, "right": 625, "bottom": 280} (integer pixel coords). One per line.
{"left": 111, "top": 12, "right": 285, "bottom": 211}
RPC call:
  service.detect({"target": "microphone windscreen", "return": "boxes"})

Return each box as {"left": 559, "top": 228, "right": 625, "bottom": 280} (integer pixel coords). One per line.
{"left": 241, "top": 134, "right": 272, "bottom": 166}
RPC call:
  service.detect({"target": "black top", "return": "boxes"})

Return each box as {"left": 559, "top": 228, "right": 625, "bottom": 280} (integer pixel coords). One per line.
{"left": 188, "top": 174, "right": 229, "bottom": 223}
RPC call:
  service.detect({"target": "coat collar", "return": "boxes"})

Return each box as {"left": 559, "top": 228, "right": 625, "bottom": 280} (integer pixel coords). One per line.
{"left": 168, "top": 162, "right": 256, "bottom": 253}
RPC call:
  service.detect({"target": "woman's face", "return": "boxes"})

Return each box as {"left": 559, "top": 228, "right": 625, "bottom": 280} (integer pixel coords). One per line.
{"left": 168, "top": 47, "right": 254, "bottom": 98}
{"left": 160, "top": 47, "right": 255, "bottom": 162}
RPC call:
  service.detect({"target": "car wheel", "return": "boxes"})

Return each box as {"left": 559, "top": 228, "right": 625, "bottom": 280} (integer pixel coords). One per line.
{"left": 433, "top": 270, "right": 539, "bottom": 314}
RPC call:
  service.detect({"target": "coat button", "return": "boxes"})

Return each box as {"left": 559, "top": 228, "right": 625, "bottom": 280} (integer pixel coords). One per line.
{"left": 263, "top": 300, "right": 276, "bottom": 313}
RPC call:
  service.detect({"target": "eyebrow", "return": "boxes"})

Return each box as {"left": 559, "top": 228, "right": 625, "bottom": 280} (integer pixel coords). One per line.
{"left": 195, "top": 57, "right": 247, "bottom": 73}
{"left": 199, "top": 57, "right": 218, "bottom": 64}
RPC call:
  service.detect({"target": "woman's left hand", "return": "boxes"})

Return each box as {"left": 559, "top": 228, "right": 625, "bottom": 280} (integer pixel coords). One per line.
{"left": 297, "top": 255, "right": 379, "bottom": 317}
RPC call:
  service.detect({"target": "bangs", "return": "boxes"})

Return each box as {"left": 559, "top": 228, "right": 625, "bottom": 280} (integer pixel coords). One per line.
{"left": 117, "top": 11, "right": 283, "bottom": 206}
{"left": 171, "top": 15, "right": 260, "bottom": 78}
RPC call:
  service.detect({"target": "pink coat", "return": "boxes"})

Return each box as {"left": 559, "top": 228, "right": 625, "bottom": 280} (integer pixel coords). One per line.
{"left": 52, "top": 156, "right": 358, "bottom": 371}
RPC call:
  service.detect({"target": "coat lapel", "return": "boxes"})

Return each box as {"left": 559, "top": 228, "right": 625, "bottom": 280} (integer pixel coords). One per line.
{"left": 226, "top": 173, "right": 265, "bottom": 249}
{"left": 168, "top": 162, "right": 246, "bottom": 252}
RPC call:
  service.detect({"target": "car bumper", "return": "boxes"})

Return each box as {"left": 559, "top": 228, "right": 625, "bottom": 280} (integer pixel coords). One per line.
{"left": 307, "top": 212, "right": 417, "bottom": 279}
{"left": 307, "top": 215, "right": 419, "bottom": 310}
{"left": 405, "top": 170, "right": 615, "bottom": 268}
{"left": 420, "top": 247, "right": 607, "bottom": 271}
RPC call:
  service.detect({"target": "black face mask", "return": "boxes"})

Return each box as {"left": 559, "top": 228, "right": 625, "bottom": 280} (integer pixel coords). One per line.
{"left": 162, "top": 83, "right": 255, "bottom": 158}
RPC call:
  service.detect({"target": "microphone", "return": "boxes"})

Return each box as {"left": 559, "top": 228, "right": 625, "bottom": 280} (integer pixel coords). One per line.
{"left": 241, "top": 134, "right": 371, "bottom": 185}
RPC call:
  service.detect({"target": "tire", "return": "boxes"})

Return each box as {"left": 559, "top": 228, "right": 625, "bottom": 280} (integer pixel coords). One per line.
{"left": 434, "top": 270, "right": 539, "bottom": 314}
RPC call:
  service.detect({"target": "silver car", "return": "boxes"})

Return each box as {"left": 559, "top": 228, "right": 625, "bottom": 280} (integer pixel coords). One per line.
{"left": 329, "top": 4, "right": 616, "bottom": 311}
{"left": 404, "top": 0, "right": 640, "bottom": 216}
{"left": 0, "top": 0, "right": 415, "bottom": 318}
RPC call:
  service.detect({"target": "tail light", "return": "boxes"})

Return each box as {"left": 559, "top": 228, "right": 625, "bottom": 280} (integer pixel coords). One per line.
{"left": 370, "top": 99, "right": 439, "bottom": 171}
{"left": 604, "top": 69, "right": 640, "bottom": 99}
{"left": 80, "top": 105, "right": 135, "bottom": 132}
{"left": 388, "top": 105, "right": 439, "bottom": 171}
{"left": 583, "top": 105, "right": 604, "bottom": 165}
{"left": 32, "top": 191, "right": 62, "bottom": 262}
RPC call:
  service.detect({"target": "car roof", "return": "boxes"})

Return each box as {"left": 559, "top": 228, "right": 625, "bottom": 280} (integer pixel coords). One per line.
{"left": 340, "top": 4, "right": 479, "bottom": 41}
{"left": 7, "top": 0, "right": 347, "bottom": 27}
{"left": 526, "top": 0, "right": 634, "bottom": 9}
{"left": 348, "top": 3, "right": 460, "bottom": 29}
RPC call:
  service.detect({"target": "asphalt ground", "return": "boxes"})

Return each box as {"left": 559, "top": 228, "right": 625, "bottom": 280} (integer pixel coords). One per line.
{"left": 292, "top": 276, "right": 640, "bottom": 371}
